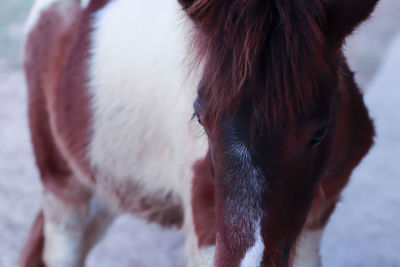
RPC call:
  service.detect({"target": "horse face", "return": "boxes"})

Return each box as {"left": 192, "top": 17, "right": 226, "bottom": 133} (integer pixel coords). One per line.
{"left": 185, "top": 0, "right": 379, "bottom": 265}
{"left": 194, "top": 88, "right": 337, "bottom": 266}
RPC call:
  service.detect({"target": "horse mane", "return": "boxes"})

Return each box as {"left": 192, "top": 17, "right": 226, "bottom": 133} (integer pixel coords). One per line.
{"left": 184, "top": 0, "right": 335, "bottom": 131}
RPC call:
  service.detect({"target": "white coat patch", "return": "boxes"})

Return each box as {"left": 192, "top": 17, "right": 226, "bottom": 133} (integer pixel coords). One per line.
{"left": 293, "top": 229, "right": 323, "bottom": 267}
{"left": 87, "top": 0, "right": 207, "bottom": 211}
{"left": 240, "top": 221, "right": 265, "bottom": 267}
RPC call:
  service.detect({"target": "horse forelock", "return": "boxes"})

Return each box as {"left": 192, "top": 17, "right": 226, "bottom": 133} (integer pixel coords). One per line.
{"left": 186, "top": 0, "right": 335, "bottom": 133}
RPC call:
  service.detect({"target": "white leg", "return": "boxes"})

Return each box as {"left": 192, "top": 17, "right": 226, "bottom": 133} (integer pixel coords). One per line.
{"left": 195, "top": 246, "right": 216, "bottom": 267}
{"left": 185, "top": 228, "right": 215, "bottom": 267}
{"left": 42, "top": 190, "right": 115, "bottom": 267}
{"left": 293, "top": 229, "right": 323, "bottom": 267}
{"left": 42, "top": 191, "right": 88, "bottom": 267}
{"left": 182, "top": 194, "right": 215, "bottom": 267}
{"left": 81, "top": 196, "right": 116, "bottom": 256}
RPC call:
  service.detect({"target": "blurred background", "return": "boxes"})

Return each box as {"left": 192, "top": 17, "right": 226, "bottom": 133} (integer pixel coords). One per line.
{"left": 0, "top": 0, "right": 399, "bottom": 266}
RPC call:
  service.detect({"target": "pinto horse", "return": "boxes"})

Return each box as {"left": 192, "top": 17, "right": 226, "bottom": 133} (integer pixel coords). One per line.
{"left": 20, "top": 0, "right": 378, "bottom": 266}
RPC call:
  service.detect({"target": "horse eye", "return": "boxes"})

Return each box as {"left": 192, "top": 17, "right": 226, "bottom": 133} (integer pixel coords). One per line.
{"left": 193, "top": 112, "right": 202, "bottom": 125}
{"left": 193, "top": 98, "right": 202, "bottom": 125}
{"left": 308, "top": 126, "right": 328, "bottom": 147}
{"left": 196, "top": 114, "right": 202, "bottom": 125}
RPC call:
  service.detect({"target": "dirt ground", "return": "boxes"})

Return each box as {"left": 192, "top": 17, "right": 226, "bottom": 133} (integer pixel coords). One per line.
{"left": 0, "top": 1, "right": 399, "bottom": 267}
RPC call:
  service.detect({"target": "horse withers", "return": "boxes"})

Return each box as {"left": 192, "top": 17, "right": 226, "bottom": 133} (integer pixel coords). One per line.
{"left": 21, "top": 0, "right": 378, "bottom": 266}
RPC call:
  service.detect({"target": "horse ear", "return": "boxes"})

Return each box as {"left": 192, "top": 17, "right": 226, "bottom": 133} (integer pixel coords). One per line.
{"left": 324, "top": 0, "right": 379, "bottom": 45}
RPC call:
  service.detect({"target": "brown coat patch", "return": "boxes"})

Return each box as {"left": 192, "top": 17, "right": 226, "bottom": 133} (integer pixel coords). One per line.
{"left": 52, "top": 0, "right": 111, "bottom": 179}
{"left": 192, "top": 152, "right": 216, "bottom": 247}
{"left": 24, "top": 1, "right": 82, "bottom": 197}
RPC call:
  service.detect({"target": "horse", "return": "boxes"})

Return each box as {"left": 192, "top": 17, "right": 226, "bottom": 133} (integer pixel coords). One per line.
{"left": 20, "top": 0, "right": 378, "bottom": 266}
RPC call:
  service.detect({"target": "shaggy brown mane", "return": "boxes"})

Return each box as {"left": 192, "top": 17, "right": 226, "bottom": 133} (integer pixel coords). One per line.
{"left": 183, "top": 0, "right": 335, "bottom": 130}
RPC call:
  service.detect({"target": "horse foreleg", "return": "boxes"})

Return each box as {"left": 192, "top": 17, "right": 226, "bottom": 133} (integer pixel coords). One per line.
{"left": 184, "top": 222, "right": 215, "bottom": 267}
{"left": 293, "top": 229, "right": 323, "bottom": 267}
{"left": 42, "top": 189, "right": 115, "bottom": 267}
{"left": 185, "top": 154, "right": 216, "bottom": 267}
{"left": 42, "top": 190, "right": 90, "bottom": 267}
{"left": 21, "top": 182, "right": 114, "bottom": 267}
{"left": 293, "top": 185, "right": 339, "bottom": 267}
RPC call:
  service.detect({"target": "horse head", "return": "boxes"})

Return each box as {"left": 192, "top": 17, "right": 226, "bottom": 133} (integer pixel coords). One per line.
{"left": 183, "top": 0, "right": 378, "bottom": 265}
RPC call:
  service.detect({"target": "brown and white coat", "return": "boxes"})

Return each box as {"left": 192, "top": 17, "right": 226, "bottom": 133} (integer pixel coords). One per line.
{"left": 21, "top": 0, "right": 377, "bottom": 266}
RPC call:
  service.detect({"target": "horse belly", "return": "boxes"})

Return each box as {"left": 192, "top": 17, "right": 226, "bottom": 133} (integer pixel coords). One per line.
{"left": 86, "top": 0, "right": 206, "bottom": 222}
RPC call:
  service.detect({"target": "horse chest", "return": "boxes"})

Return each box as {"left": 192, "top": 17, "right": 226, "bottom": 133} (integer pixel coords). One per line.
{"left": 80, "top": 0, "right": 206, "bottom": 215}
{"left": 86, "top": 82, "right": 204, "bottom": 214}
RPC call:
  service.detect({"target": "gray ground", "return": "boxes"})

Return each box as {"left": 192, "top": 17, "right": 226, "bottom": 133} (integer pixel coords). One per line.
{"left": 0, "top": 1, "right": 399, "bottom": 267}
